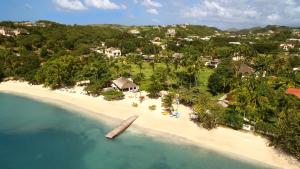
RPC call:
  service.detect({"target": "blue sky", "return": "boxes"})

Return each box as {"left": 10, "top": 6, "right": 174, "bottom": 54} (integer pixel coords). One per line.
{"left": 1, "top": 0, "right": 300, "bottom": 29}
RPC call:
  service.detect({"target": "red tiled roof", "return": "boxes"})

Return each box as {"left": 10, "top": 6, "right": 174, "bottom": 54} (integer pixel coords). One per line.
{"left": 286, "top": 88, "right": 300, "bottom": 99}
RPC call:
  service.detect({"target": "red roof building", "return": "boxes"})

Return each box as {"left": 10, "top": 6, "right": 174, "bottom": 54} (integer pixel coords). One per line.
{"left": 286, "top": 88, "right": 300, "bottom": 99}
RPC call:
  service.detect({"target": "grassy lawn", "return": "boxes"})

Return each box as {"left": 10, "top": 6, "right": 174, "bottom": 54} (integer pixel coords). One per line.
{"left": 129, "top": 61, "right": 214, "bottom": 91}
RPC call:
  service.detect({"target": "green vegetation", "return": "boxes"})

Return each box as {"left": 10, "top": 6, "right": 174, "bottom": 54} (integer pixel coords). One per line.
{"left": 148, "top": 105, "right": 156, "bottom": 111}
{"left": 161, "top": 93, "right": 175, "bottom": 113}
{"left": 132, "top": 102, "right": 139, "bottom": 107}
{"left": 102, "top": 89, "right": 124, "bottom": 101}
{"left": 0, "top": 21, "right": 299, "bottom": 159}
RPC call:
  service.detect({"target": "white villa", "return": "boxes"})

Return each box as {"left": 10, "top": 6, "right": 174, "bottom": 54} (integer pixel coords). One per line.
{"left": 280, "top": 43, "right": 295, "bottom": 51}
{"left": 0, "top": 27, "right": 28, "bottom": 37}
{"left": 105, "top": 47, "right": 122, "bottom": 58}
{"left": 128, "top": 29, "right": 140, "bottom": 34}
{"left": 229, "top": 42, "right": 241, "bottom": 45}
{"left": 166, "top": 28, "right": 176, "bottom": 37}
{"left": 200, "top": 36, "right": 211, "bottom": 41}
{"left": 0, "top": 27, "right": 14, "bottom": 36}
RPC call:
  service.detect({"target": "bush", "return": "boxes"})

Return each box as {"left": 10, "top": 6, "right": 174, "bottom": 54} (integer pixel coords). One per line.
{"left": 132, "top": 102, "right": 138, "bottom": 107}
{"left": 102, "top": 89, "right": 124, "bottom": 101}
{"left": 148, "top": 105, "right": 156, "bottom": 111}
{"left": 221, "top": 109, "right": 243, "bottom": 130}
{"left": 0, "top": 69, "right": 4, "bottom": 82}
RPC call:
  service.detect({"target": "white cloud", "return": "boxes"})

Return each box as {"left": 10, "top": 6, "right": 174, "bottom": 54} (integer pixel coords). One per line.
{"left": 183, "top": 0, "right": 300, "bottom": 28}
{"left": 141, "top": 0, "right": 162, "bottom": 8}
{"left": 54, "top": 0, "right": 125, "bottom": 11}
{"left": 134, "top": 0, "right": 162, "bottom": 15}
{"left": 267, "top": 14, "right": 280, "bottom": 21}
{"left": 54, "top": 0, "right": 87, "bottom": 11}
{"left": 84, "top": 0, "right": 124, "bottom": 10}
{"left": 24, "top": 3, "right": 32, "bottom": 9}
{"left": 147, "top": 8, "right": 158, "bottom": 15}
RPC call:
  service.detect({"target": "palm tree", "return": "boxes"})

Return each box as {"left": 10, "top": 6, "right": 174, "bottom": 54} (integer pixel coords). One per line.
{"left": 162, "top": 93, "right": 175, "bottom": 113}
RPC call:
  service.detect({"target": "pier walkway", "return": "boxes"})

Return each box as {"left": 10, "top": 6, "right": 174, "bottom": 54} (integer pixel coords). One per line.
{"left": 105, "top": 115, "right": 139, "bottom": 139}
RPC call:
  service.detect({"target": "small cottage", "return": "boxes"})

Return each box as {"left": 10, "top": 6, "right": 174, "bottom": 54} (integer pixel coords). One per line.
{"left": 112, "top": 77, "right": 139, "bottom": 92}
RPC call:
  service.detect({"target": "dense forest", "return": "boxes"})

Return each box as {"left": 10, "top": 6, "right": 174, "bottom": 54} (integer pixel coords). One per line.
{"left": 0, "top": 20, "right": 299, "bottom": 159}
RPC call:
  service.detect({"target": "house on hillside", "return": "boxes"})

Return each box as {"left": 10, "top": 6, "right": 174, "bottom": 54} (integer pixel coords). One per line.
{"left": 128, "top": 29, "right": 140, "bottom": 34}
{"left": 13, "top": 28, "right": 29, "bottom": 36}
{"left": 0, "top": 27, "right": 28, "bottom": 37}
{"left": 229, "top": 42, "right": 241, "bottom": 45}
{"left": 237, "top": 64, "right": 255, "bottom": 75}
{"left": 232, "top": 53, "right": 244, "bottom": 61}
{"left": 280, "top": 43, "right": 295, "bottom": 51}
{"left": 172, "top": 53, "right": 184, "bottom": 59}
{"left": 105, "top": 47, "right": 121, "bottom": 58}
{"left": 141, "top": 54, "right": 155, "bottom": 61}
{"left": 151, "top": 37, "right": 162, "bottom": 46}
{"left": 15, "top": 21, "right": 34, "bottom": 27}
{"left": 91, "top": 42, "right": 106, "bottom": 54}
{"left": 112, "top": 77, "right": 139, "bottom": 92}
{"left": 205, "top": 59, "right": 220, "bottom": 68}
{"left": 0, "top": 27, "right": 14, "bottom": 36}
{"left": 166, "top": 28, "right": 176, "bottom": 37}
{"left": 200, "top": 36, "right": 211, "bottom": 41}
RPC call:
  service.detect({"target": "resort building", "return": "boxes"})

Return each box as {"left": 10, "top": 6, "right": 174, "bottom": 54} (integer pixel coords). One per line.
{"left": 112, "top": 77, "right": 139, "bottom": 92}
{"left": 105, "top": 47, "right": 122, "bottom": 58}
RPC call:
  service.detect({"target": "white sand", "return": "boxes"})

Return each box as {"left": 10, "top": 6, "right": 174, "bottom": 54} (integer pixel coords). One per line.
{"left": 0, "top": 81, "right": 299, "bottom": 169}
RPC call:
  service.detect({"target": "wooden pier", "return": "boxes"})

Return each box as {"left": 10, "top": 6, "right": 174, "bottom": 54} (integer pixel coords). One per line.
{"left": 105, "top": 115, "right": 139, "bottom": 139}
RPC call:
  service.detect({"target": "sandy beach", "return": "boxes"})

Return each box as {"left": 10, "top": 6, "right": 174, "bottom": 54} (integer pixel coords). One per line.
{"left": 0, "top": 81, "right": 299, "bottom": 169}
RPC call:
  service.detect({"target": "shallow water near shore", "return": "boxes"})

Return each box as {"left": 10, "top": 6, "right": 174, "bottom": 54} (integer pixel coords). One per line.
{"left": 0, "top": 93, "right": 273, "bottom": 169}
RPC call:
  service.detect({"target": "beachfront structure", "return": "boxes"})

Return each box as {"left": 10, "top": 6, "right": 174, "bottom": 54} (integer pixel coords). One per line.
{"left": 166, "top": 28, "right": 176, "bottom": 37}
{"left": 105, "top": 47, "right": 121, "bottom": 58}
{"left": 112, "top": 77, "right": 139, "bottom": 92}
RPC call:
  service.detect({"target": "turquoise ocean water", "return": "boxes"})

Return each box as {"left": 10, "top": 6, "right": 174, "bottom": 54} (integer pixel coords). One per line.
{"left": 0, "top": 93, "right": 273, "bottom": 169}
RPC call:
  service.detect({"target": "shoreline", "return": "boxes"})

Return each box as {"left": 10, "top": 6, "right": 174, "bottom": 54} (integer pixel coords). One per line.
{"left": 0, "top": 81, "right": 299, "bottom": 169}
